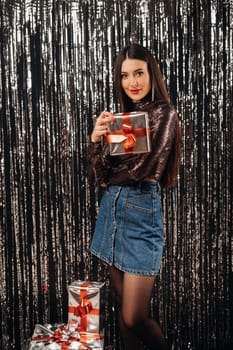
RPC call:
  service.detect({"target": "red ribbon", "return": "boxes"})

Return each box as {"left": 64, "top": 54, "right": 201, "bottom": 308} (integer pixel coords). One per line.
{"left": 78, "top": 330, "right": 104, "bottom": 345}
{"left": 32, "top": 329, "right": 63, "bottom": 342}
{"left": 105, "top": 113, "right": 149, "bottom": 154}
{"left": 32, "top": 328, "right": 80, "bottom": 349}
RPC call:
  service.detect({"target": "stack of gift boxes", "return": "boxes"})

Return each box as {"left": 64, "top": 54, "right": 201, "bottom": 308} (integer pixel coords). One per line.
{"left": 29, "top": 281, "right": 105, "bottom": 350}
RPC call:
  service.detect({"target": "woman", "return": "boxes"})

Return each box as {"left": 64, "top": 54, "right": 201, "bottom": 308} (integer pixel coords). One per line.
{"left": 88, "top": 43, "right": 181, "bottom": 350}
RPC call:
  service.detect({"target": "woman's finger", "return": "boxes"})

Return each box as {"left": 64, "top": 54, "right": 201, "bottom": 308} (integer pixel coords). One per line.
{"left": 91, "top": 111, "right": 115, "bottom": 142}
{"left": 96, "top": 111, "right": 114, "bottom": 125}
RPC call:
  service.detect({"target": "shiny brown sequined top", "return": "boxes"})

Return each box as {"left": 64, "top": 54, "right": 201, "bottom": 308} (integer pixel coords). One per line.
{"left": 87, "top": 100, "right": 178, "bottom": 186}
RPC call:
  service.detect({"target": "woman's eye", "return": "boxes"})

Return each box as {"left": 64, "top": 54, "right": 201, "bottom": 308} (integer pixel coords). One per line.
{"left": 121, "top": 74, "right": 128, "bottom": 79}
{"left": 136, "top": 71, "right": 143, "bottom": 77}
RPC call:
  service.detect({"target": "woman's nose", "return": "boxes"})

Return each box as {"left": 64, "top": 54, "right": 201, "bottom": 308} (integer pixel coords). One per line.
{"left": 130, "top": 76, "right": 138, "bottom": 87}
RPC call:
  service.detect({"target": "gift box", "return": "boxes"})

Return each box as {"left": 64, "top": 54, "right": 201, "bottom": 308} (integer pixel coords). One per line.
{"left": 105, "top": 111, "right": 151, "bottom": 155}
{"left": 28, "top": 323, "right": 104, "bottom": 349}
{"left": 68, "top": 281, "right": 105, "bottom": 339}
{"left": 28, "top": 281, "right": 105, "bottom": 349}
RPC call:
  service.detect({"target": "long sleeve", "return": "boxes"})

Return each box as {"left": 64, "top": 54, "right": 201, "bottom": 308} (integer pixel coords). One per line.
{"left": 87, "top": 141, "right": 112, "bottom": 185}
{"left": 127, "top": 103, "right": 177, "bottom": 182}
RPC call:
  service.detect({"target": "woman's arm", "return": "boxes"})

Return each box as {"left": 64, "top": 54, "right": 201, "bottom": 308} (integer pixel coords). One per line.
{"left": 87, "top": 111, "right": 115, "bottom": 185}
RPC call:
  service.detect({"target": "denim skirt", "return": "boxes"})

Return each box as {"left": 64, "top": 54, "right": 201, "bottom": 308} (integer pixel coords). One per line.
{"left": 90, "top": 181, "right": 164, "bottom": 276}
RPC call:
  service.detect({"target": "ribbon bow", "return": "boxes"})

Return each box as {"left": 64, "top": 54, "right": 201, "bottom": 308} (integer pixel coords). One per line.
{"left": 121, "top": 123, "right": 137, "bottom": 149}
{"left": 32, "top": 326, "right": 81, "bottom": 349}
{"left": 74, "top": 297, "right": 93, "bottom": 318}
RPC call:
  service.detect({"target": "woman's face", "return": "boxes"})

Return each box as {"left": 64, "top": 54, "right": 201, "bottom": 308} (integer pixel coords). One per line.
{"left": 120, "top": 58, "right": 151, "bottom": 102}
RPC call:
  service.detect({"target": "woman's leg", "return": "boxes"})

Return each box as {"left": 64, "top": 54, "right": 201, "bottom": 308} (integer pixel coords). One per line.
{"left": 121, "top": 273, "right": 170, "bottom": 350}
{"left": 109, "top": 266, "right": 169, "bottom": 349}
{"left": 109, "top": 266, "right": 144, "bottom": 350}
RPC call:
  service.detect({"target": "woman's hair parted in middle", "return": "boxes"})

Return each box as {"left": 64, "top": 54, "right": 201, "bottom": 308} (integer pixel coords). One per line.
{"left": 113, "top": 43, "right": 170, "bottom": 112}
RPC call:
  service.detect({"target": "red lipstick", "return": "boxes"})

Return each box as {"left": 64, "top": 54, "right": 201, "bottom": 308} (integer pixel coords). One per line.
{"left": 130, "top": 89, "right": 140, "bottom": 94}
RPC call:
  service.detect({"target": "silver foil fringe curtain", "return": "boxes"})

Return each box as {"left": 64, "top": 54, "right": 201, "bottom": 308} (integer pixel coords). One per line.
{"left": 0, "top": 0, "right": 233, "bottom": 349}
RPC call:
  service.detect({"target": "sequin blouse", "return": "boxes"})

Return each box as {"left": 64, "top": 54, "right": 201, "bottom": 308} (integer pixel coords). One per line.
{"left": 87, "top": 100, "right": 178, "bottom": 186}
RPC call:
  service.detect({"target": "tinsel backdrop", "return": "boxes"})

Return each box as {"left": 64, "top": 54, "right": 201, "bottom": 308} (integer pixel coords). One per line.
{"left": 0, "top": 0, "right": 233, "bottom": 349}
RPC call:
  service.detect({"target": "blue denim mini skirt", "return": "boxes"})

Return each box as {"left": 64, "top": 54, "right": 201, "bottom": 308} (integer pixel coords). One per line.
{"left": 90, "top": 181, "right": 164, "bottom": 276}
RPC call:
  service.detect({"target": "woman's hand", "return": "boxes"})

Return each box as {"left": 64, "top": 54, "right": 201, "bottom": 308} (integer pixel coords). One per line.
{"left": 91, "top": 111, "right": 115, "bottom": 143}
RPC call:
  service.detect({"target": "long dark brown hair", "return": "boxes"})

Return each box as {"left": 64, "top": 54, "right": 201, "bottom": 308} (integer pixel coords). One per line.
{"left": 114, "top": 43, "right": 170, "bottom": 111}
{"left": 113, "top": 43, "right": 181, "bottom": 187}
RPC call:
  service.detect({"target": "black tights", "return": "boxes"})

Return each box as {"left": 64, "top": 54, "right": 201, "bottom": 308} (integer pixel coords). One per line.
{"left": 109, "top": 266, "right": 170, "bottom": 350}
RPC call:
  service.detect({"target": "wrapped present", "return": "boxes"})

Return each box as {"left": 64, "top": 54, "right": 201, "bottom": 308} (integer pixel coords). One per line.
{"left": 105, "top": 111, "right": 151, "bottom": 155}
{"left": 28, "top": 323, "right": 104, "bottom": 349}
{"left": 68, "top": 281, "right": 105, "bottom": 337}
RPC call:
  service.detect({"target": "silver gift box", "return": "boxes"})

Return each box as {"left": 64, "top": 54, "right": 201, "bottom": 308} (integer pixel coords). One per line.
{"left": 105, "top": 111, "right": 151, "bottom": 156}
{"left": 68, "top": 281, "right": 105, "bottom": 341}
{"left": 28, "top": 323, "right": 103, "bottom": 349}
